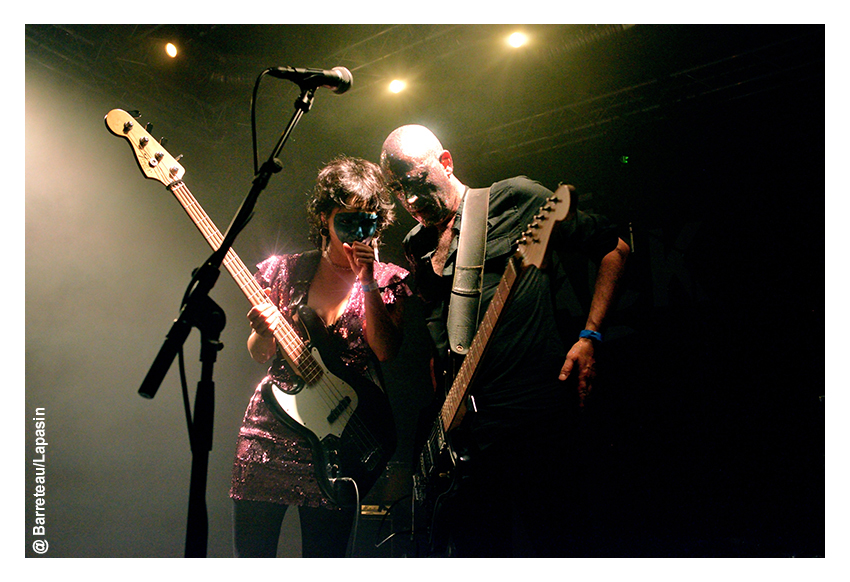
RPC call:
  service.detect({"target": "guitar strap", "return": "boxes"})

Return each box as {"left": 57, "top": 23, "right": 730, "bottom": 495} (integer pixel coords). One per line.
{"left": 286, "top": 248, "right": 387, "bottom": 391}
{"left": 446, "top": 186, "right": 490, "bottom": 355}
{"left": 287, "top": 249, "right": 322, "bottom": 311}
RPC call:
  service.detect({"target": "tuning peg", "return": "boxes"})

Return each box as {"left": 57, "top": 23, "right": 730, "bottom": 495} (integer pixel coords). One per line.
{"left": 521, "top": 229, "right": 540, "bottom": 243}
{"left": 145, "top": 122, "right": 154, "bottom": 133}
{"left": 128, "top": 110, "right": 141, "bottom": 118}
{"left": 161, "top": 137, "right": 169, "bottom": 148}
{"left": 168, "top": 155, "right": 184, "bottom": 177}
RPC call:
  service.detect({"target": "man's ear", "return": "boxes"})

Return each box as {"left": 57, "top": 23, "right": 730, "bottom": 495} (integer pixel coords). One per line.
{"left": 438, "top": 150, "right": 454, "bottom": 175}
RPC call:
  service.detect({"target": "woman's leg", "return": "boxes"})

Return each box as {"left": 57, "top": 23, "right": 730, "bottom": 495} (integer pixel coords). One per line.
{"left": 298, "top": 505, "right": 356, "bottom": 558}
{"left": 233, "top": 499, "right": 289, "bottom": 558}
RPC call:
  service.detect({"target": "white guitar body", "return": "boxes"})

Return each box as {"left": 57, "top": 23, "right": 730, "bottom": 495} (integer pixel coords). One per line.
{"left": 268, "top": 346, "right": 359, "bottom": 440}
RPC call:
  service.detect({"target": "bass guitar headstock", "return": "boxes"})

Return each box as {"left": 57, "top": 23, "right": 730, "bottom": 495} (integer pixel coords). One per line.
{"left": 104, "top": 109, "right": 185, "bottom": 186}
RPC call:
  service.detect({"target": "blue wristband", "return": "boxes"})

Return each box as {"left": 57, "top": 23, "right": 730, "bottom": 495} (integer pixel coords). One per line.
{"left": 579, "top": 329, "right": 603, "bottom": 342}
{"left": 361, "top": 280, "right": 379, "bottom": 292}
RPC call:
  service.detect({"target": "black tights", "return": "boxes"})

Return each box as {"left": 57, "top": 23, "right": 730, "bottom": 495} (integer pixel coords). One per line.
{"left": 233, "top": 499, "right": 354, "bottom": 558}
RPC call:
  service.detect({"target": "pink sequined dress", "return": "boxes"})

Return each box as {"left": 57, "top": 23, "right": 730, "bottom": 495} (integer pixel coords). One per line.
{"left": 229, "top": 252, "right": 410, "bottom": 508}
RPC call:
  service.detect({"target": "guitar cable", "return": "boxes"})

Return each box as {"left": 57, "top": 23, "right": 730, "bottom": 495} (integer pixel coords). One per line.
{"left": 177, "top": 347, "right": 195, "bottom": 447}
{"left": 373, "top": 493, "right": 413, "bottom": 551}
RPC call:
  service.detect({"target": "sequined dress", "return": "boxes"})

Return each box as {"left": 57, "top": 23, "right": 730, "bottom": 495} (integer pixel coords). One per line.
{"left": 229, "top": 252, "right": 410, "bottom": 508}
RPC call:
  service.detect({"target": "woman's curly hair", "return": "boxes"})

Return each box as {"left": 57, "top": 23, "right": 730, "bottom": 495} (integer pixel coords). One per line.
{"left": 306, "top": 156, "right": 395, "bottom": 247}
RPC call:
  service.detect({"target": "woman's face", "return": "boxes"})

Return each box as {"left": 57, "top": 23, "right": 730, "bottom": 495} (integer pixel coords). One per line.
{"left": 326, "top": 206, "right": 379, "bottom": 247}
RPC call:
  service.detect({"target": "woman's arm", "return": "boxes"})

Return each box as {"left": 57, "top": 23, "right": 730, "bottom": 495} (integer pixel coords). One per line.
{"left": 345, "top": 241, "right": 406, "bottom": 362}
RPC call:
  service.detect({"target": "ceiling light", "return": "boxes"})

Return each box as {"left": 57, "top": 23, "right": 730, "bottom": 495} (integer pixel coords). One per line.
{"left": 507, "top": 32, "right": 527, "bottom": 48}
{"left": 165, "top": 43, "right": 178, "bottom": 58}
{"left": 389, "top": 79, "right": 406, "bottom": 93}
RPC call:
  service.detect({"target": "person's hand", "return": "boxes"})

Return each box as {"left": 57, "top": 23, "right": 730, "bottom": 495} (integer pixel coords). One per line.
{"left": 559, "top": 338, "right": 597, "bottom": 407}
{"left": 343, "top": 241, "right": 376, "bottom": 285}
{"left": 247, "top": 289, "right": 281, "bottom": 338}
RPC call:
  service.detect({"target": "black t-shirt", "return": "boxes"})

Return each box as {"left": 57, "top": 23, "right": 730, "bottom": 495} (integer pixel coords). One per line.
{"left": 404, "top": 176, "right": 619, "bottom": 447}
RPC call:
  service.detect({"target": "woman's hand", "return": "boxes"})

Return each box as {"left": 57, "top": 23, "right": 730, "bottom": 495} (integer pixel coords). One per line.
{"left": 246, "top": 289, "right": 280, "bottom": 363}
{"left": 342, "top": 241, "right": 376, "bottom": 285}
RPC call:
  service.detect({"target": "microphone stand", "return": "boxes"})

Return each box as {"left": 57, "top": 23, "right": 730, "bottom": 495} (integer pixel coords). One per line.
{"left": 138, "top": 85, "right": 318, "bottom": 558}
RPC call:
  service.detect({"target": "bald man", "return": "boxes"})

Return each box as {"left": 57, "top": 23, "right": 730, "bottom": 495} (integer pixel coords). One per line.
{"left": 381, "top": 124, "right": 630, "bottom": 557}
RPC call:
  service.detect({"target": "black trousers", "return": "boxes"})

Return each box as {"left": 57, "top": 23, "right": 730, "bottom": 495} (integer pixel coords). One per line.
{"left": 232, "top": 499, "right": 354, "bottom": 558}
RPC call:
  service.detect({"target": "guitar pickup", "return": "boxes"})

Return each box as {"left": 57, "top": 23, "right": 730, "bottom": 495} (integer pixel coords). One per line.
{"left": 327, "top": 396, "right": 352, "bottom": 423}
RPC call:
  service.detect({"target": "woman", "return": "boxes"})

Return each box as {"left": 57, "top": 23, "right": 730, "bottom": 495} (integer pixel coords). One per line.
{"left": 229, "top": 156, "right": 409, "bottom": 557}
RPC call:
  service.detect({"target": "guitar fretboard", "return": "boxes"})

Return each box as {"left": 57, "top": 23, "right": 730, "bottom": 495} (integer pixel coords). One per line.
{"left": 440, "top": 255, "right": 520, "bottom": 432}
{"left": 168, "top": 181, "right": 321, "bottom": 381}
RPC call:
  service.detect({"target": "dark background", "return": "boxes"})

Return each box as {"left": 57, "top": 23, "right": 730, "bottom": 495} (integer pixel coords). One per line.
{"left": 24, "top": 24, "right": 825, "bottom": 558}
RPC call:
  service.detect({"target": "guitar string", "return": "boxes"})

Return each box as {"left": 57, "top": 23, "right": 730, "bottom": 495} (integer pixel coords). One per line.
{"left": 418, "top": 261, "right": 515, "bottom": 477}
{"left": 440, "top": 260, "right": 516, "bottom": 431}
{"left": 129, "top": 120, "right": 381, "bottom": 460}
{"left": 174, "top": 186, "right": 315, "bottom": 370}
{"left": 173, "top": 186, "right": 364, "bottom": 430}
{"left": 174, "top": 187, "right": 306, "bottom": 363}
{"left": 420, "top": 196, "right": 568, "bottom": 479}
{"left": 436, "top": 202, "right": 564, "bottom": 430}
{"left": 172, "top": 186, "right": 337, "bottom": 389}
{"left": 170, "top": 183, "right": 381, "bottom": 455}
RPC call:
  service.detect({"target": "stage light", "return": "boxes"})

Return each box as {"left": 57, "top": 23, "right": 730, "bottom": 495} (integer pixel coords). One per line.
{"left": 165, "top": 43, "right": 178, "bottom": 58}
{"left": 508, "top": 32, "right": 527, "bottom": 48}
{"left": 389, "top": 79, "right": 406, "bottom": 93}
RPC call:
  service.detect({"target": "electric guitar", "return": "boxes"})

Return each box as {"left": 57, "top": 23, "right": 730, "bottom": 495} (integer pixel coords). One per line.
{"left": 412, "top": 185, "right": 571, "bottom": 554}
{"left": 105, "top": 109, "right": 396, "bottom": 506}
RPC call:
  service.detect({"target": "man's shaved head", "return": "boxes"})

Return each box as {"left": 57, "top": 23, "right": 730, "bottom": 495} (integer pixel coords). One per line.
{"left": 380, "top": 124, "right": 445, "bottom": 176}
{"left": 379, "top": 124, "right": 465, "bottom": 227}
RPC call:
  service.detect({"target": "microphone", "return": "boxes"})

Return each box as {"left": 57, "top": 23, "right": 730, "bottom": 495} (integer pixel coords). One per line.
{"left": 267, "top": 66, "right": 353, "bottom": 94}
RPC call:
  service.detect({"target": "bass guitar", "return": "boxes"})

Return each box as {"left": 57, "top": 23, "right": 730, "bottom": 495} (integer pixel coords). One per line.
{"left": 412, "top": 185, "right": 571, "bottom": 554}
{"left": 105, "top": 109, "right": 395, "bottom": 506}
